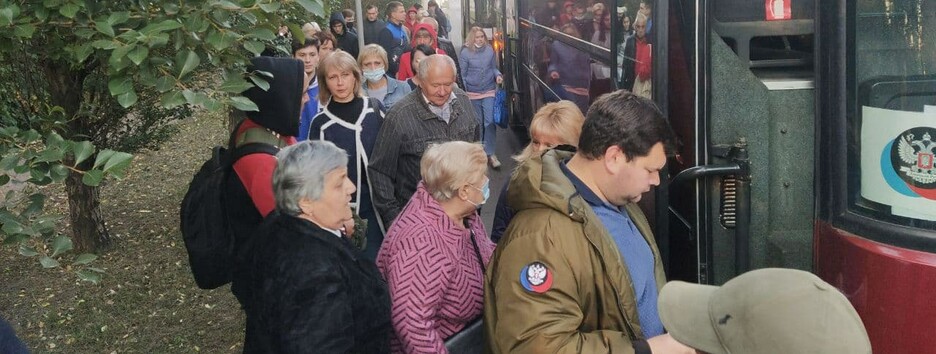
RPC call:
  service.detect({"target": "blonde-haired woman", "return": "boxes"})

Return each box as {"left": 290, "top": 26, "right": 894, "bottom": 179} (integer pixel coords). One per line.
{"left": 359, "top": 44, "right": 412, "bottom": 109}
{"left": 308, "top": 50, "right": 388, "bottom": 261}
{"left": 490, "top": 100, "right": 585, "bottom": 242}
{"left": 459, "top": 26, "right": 504, "bottom": 168}
{"left": 377, "top": 141, "right": 495, "bottom": 354}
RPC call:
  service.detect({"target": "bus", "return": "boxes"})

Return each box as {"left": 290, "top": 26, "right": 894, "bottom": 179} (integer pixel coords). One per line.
{"left": 491, "top": 0, "right": 936, "bottom": 352}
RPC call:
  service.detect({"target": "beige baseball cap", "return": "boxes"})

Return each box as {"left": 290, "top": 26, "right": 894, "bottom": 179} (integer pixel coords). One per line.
{"left": 658, "top": 268, "right": 872, "bottom": 354}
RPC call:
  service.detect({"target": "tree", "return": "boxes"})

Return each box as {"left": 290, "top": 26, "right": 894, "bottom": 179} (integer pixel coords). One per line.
{"left": 0, "top": 0, "right": 323, "bottom": 280}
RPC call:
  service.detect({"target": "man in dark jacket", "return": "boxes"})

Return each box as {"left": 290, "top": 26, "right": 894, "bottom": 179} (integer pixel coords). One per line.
{"left": 378, "top": 1, "right": 410, "bottom": 77}
{"left": 341, "top": 8, "right": 358, "bottom": 35}
{"left": 427, "top": 0, "right": 450, "bottom": 38}
{"left": 368, "top": 54, "right": 480, "bottom": 228}
{"left": 363, "top": 4, "right": 386, "bottom": 45}
{"left": 329, "top": 11, "right": 359, "bottom": 58}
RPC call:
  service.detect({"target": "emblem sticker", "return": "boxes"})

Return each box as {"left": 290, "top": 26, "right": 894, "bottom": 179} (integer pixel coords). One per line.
{"left": 884, "top": 127, "right": 936, "bottom": 200}
{"left": 519, "top": 262, "right": 553, "bottom": 293}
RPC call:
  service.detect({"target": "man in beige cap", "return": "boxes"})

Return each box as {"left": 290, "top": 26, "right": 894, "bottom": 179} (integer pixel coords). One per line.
{"left": 658, "top": 268, "right": 872, "bottom": 354}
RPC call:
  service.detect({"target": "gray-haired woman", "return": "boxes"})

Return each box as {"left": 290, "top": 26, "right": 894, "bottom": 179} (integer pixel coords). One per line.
{"left": 241, "top": 140, "right": 391, "bottom": 353}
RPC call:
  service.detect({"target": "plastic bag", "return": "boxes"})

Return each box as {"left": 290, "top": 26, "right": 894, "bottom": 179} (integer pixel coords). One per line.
{"left": 493, "top": 88, "right": 508, "bottom": 129}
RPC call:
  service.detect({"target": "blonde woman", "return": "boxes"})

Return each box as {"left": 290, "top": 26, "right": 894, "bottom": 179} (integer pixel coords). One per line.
{"left": 490, "top": 101, "right": 585, "bottom": 242}
{"left": 359, "top": 44, "right": 412, "bottom": 109}
{"left": 459, "top": 26, "right": 504, "bottom": 168}
{"left": 308, "top": 51, "right": 388, "bottom": 261}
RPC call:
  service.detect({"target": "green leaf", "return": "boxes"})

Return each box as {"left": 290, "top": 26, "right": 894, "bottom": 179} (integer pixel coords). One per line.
{"left": 0, "top": 155, "right": 18, "bottom": 170}
{"left": 229, "top": 96, "right": 259, "bottom": 111}
{"left": 19, "top": 245, "right": 39, "bottom": 257}
{"left": 90, "top": 39, "right": 118, "bottom": 50}
{"left": 0, "top": 174, "right": 9, "bottom": 186}
{"left": 109, "top": 44, "right": 134, "bottom": 69}
{"left": 117, "top": 90, "right": 138, "bottom": 108}
{"left": 95, "top": 21, "right": 115, "bottom": 37}
{"left": 154, "top": 76, "right": 174, "bottom": 92}
{"left": 243, "top": 40, "right": 264, "bottom": 55}
{"left": 93, "top": 150, "right": 115, "bottom": 169}
{"left": 177, "top": 51, "right": 200, "bottom": 78}
{"left": 21, "top": 193, "right": 45, "bottom": 218}
{"left": 49, "top": 164, "right": 68, "bottom": 183}
{"left": 287, "top": 23, "right": 304, "bottom": 44}
{"left": 219, "top": 76, "right": 253, "bottom": 93}
{"left": 81, "top": 169, "right": 104, "bottom": 186}
{"left": 295, "top": 0, "right": 323, "bottom": 14}
{"left": 140, "top": 19, "right": 183, "bottom": 35}
{"left": 36, "top": 148, "right": 65, "bottom": 163}
{"left": 108, "top": 76, "right": 132, "bottom": 96}
{"left": 1, "top": 220, "right": 23, "bottom": 235}
{"left": 248, "top": 74, "right": 270, "bottom": 91}
{"left": 74, "top": 43, "right": 94, "bottom": 63}
{"left": 72, "top": 141, "right": 94, "bottom": 165}
{"left": 14, "top": 24, "right": 36, "bottom": 38}
{"left": 0, "top": 7, "right": 15, "bottom": 27}
{"left": 107, "top": 11, "right": 129, "bottom": 25}
{"left": 73, "top": 253, "right": 98, "bottom": 265}
{"left": 40, "top": 256, "right": 60, "bottom": 268}
{"left": 248, "top": 28, "right": 276, "bottom": 41}
{"left": 127, "top": 46, "right": 149, "bottom": 65}
{"left": 59, "top": 3, "right": 80, "bottom": 18}
{"left": 160, "top": 91, "right": 186, "bottom": 108}
{"left": 77, "top": 269, "right": 102, "bottom": 283}
{"left": 46, "top": 131, "right": 66, "bottom": 147}
{"left": 258, "top": 2, "right": 280, "bottom": 12}
{"left": 51, "top": 235, "right": 73, "bottom": 257}
{"left": 102, "top": 151, "right": 132, "bottom": 178}
{"left": 216, "top": 0, "right": 241, "bottom": 10}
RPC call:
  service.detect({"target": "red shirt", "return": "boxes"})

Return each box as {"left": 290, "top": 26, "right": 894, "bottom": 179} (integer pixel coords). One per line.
{"left": 635, "top": 37, "right": 652, "bottom": 81}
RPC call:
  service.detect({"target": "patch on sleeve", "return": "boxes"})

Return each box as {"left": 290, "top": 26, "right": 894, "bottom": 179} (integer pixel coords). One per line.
{"left": 519, "top": 262, "right": 553, "bottom": 293}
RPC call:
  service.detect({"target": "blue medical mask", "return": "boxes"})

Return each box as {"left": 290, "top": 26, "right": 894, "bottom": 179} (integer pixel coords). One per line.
{"left": 363, "top": 67, "right": 385, "bottom": 82}
{"left": 468, "top": 179, "right": 490, "bottom": 207}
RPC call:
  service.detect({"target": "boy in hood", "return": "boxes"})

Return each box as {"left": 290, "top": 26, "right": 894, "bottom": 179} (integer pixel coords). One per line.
{"left": 396, "top": 23, "right": 446, "bottom": 81}
{"left": 329, "top": 11, "right": 360, "bottom": 58}
{"left": 227, "top": 56, "right": 303, "bottom": 309}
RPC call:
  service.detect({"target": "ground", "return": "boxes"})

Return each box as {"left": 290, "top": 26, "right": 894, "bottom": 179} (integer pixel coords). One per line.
{"left": 0, "top": 108, "right": 525, "bottom": 353}
{"left": 0, "top": 112, "right": 245, "bottom": 353}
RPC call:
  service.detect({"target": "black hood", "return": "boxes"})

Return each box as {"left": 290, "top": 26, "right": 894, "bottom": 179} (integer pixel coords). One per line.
{"left": 330, "top": 11, "right": 346, "bottom": 31}
{"left": 242, "top": 57, "right": 303, "bottom": 137}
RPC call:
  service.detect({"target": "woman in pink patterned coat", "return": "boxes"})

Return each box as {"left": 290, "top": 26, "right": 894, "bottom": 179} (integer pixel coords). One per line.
{"left": 376, "top": 141, "right": 496, "bottom": 354}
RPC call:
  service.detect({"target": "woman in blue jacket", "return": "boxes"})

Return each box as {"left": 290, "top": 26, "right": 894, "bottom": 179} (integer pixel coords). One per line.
{"left": 359, "top": 44, "right": 412, "bottom": 109}
{"left": 459, "top": 26, "right": 504, "bottom": 168}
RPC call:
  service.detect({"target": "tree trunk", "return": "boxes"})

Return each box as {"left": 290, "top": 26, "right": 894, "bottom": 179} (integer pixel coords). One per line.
{"left": 43, "top": 60, "right": 113, "bottom": 252}
{"left": 64, "top": 163, "right": 112, "bottom": 252}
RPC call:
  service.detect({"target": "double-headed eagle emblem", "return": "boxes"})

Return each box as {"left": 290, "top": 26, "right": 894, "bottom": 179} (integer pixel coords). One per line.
{"left": 897, "top": 131, "right": 936, "bottom": 185}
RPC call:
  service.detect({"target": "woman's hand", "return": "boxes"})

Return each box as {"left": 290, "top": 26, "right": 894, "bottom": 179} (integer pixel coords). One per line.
{"left": 496, "top": 75, "right": 503, "bottom": 85}
{"left": 341, "top": 218, "right": 355, "bottom": 238}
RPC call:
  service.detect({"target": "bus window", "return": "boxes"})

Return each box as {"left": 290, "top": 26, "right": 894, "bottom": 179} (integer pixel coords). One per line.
{"left": 852, "top": 0, "right": 936, "bottom": 228}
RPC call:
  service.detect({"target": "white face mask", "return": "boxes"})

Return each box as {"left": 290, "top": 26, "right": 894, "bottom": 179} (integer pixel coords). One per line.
{"left": 474, "top": 43, "right": 484, "bottom": 49}
{"left": 363, "top": 67, "right": 385, "bottom": 82}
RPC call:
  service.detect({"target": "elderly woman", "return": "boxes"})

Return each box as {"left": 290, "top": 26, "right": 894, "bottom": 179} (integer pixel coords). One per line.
{"left": 377, "top": 141, "right": 496, "bottom": 354}
{"left": 360, "top": 44, "right": 412, "bottom": 109}
{"left": 302, "top": 22, "right": 321, "bottom": 39}
{"left": 490, "top": 100, "right": 585, "bottom": 242}
{"left": 243, "top": 140, "right": 391, "bottom": 353}
{"left": 308, "top": 50, "right": 388, "bottom": 261}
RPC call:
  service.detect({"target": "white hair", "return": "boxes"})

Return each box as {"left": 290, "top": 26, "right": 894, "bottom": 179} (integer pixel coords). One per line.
{"left": 272, "top": 140, "right": 348, "bottom": 215}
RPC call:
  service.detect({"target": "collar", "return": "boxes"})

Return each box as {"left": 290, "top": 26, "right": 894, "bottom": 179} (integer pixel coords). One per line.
{"left": 421, "top": 91, "right": 456, "bottom": 109}
{"left": 558, "top": 159, "right": 622, "bottom": 211}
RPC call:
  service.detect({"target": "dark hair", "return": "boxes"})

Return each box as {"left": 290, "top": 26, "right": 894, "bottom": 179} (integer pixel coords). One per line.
{"left": 413, "top": 4, "right": 423, "bottom": 10}
{"left": 386, "top": 1, "right": 404, "bottom": 15}
{"left": 577, "top": 90, "right": 676, "bottom": 160}
{"left": 640, "top": 0, "right": 653, "bottom": 9}
{"left": 314, "top": 31, "right": 336, "bottom": 47}
{"left": 410, "top": 44, "right": 436, "bottom": 73}
{"left": 427, "top": 0, "right": 439, "bottom": 7}
{"left": 291, "top": 37, "right": 320, "bottom": 55}
{"left": 342, "top": 9, "right": 355, "bottom": 20}
{"left": 366, "top": 4, "right": 378, "bottom": 11}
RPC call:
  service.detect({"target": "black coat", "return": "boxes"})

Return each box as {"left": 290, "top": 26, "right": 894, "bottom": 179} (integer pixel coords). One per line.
{"left": 619, "top": 35, "right": 637, "bottom": 91}
{"left": 242, "top": 211, "right": 392, "bottom": 354}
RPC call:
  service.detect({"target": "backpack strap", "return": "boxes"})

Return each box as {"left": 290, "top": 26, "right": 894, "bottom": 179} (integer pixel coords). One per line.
{"left": 235, "top": 127, "right": 287, "bottom": 149}
{"left": 230, "top": 142, "right": 280, "bottom": 163}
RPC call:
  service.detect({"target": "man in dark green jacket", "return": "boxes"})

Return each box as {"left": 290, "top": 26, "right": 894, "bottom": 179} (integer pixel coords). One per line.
{"left": 484, "top": 90, "right": 695, "bottom": 354}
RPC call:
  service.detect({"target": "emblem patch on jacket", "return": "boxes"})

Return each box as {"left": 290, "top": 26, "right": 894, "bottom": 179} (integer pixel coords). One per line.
{"left": 520, "top": 262, "right": 553, "bottom": 293}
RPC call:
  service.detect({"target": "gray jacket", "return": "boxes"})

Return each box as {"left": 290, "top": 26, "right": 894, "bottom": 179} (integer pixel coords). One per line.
{"left": 367, "top": 88, "right": 480, "bottom": 227}
{"left": 362, "top": 75, "right": 412, "bottom": 109}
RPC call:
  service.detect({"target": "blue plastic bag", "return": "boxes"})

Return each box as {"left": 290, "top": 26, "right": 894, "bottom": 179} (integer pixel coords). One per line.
{"left": 493, "top": 88, "right": 508, "bottom": 128}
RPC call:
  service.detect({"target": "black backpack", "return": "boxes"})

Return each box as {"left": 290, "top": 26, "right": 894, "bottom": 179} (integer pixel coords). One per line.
{"left": 179, "top": 121, "right": 282, "bottom": 289}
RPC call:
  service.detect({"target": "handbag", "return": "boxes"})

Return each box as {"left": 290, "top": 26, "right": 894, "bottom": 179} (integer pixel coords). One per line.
{"left": 493, "top": 88, "right": 509, "bottom": 129}
{"left": 444, "top": 225, "right": 487, "bottom": 354}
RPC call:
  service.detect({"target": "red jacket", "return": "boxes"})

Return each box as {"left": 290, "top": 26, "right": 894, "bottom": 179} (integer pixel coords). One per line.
{"left": 396, "top": 23, "right": 446, "bottom": 81}
{"left": 231, "top": 118, "right": 296, "bottom": 217}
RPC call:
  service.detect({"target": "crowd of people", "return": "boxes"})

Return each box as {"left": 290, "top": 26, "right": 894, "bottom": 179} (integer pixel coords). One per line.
{"left": 213, "top": 2, "right": 872, "bottom": 354}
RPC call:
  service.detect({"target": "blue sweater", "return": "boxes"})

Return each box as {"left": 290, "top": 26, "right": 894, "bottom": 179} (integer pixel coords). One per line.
{"left": 459, "top": 45, "right": 502, "bottom": 93}
{"left": 547, "top": 41, "right": 591, "bottom": 89}
{"left": 297, "top": 79, "right": 321, "bottom": 141}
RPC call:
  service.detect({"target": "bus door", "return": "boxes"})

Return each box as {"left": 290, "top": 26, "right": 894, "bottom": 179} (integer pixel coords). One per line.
{"left": 658, "top": 0, "right": 816, "bottom": 284}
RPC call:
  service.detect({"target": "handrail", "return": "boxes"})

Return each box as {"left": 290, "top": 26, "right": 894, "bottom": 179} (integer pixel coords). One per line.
{"left": 518, "top": 17, "right": 613, "bottom": 65}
